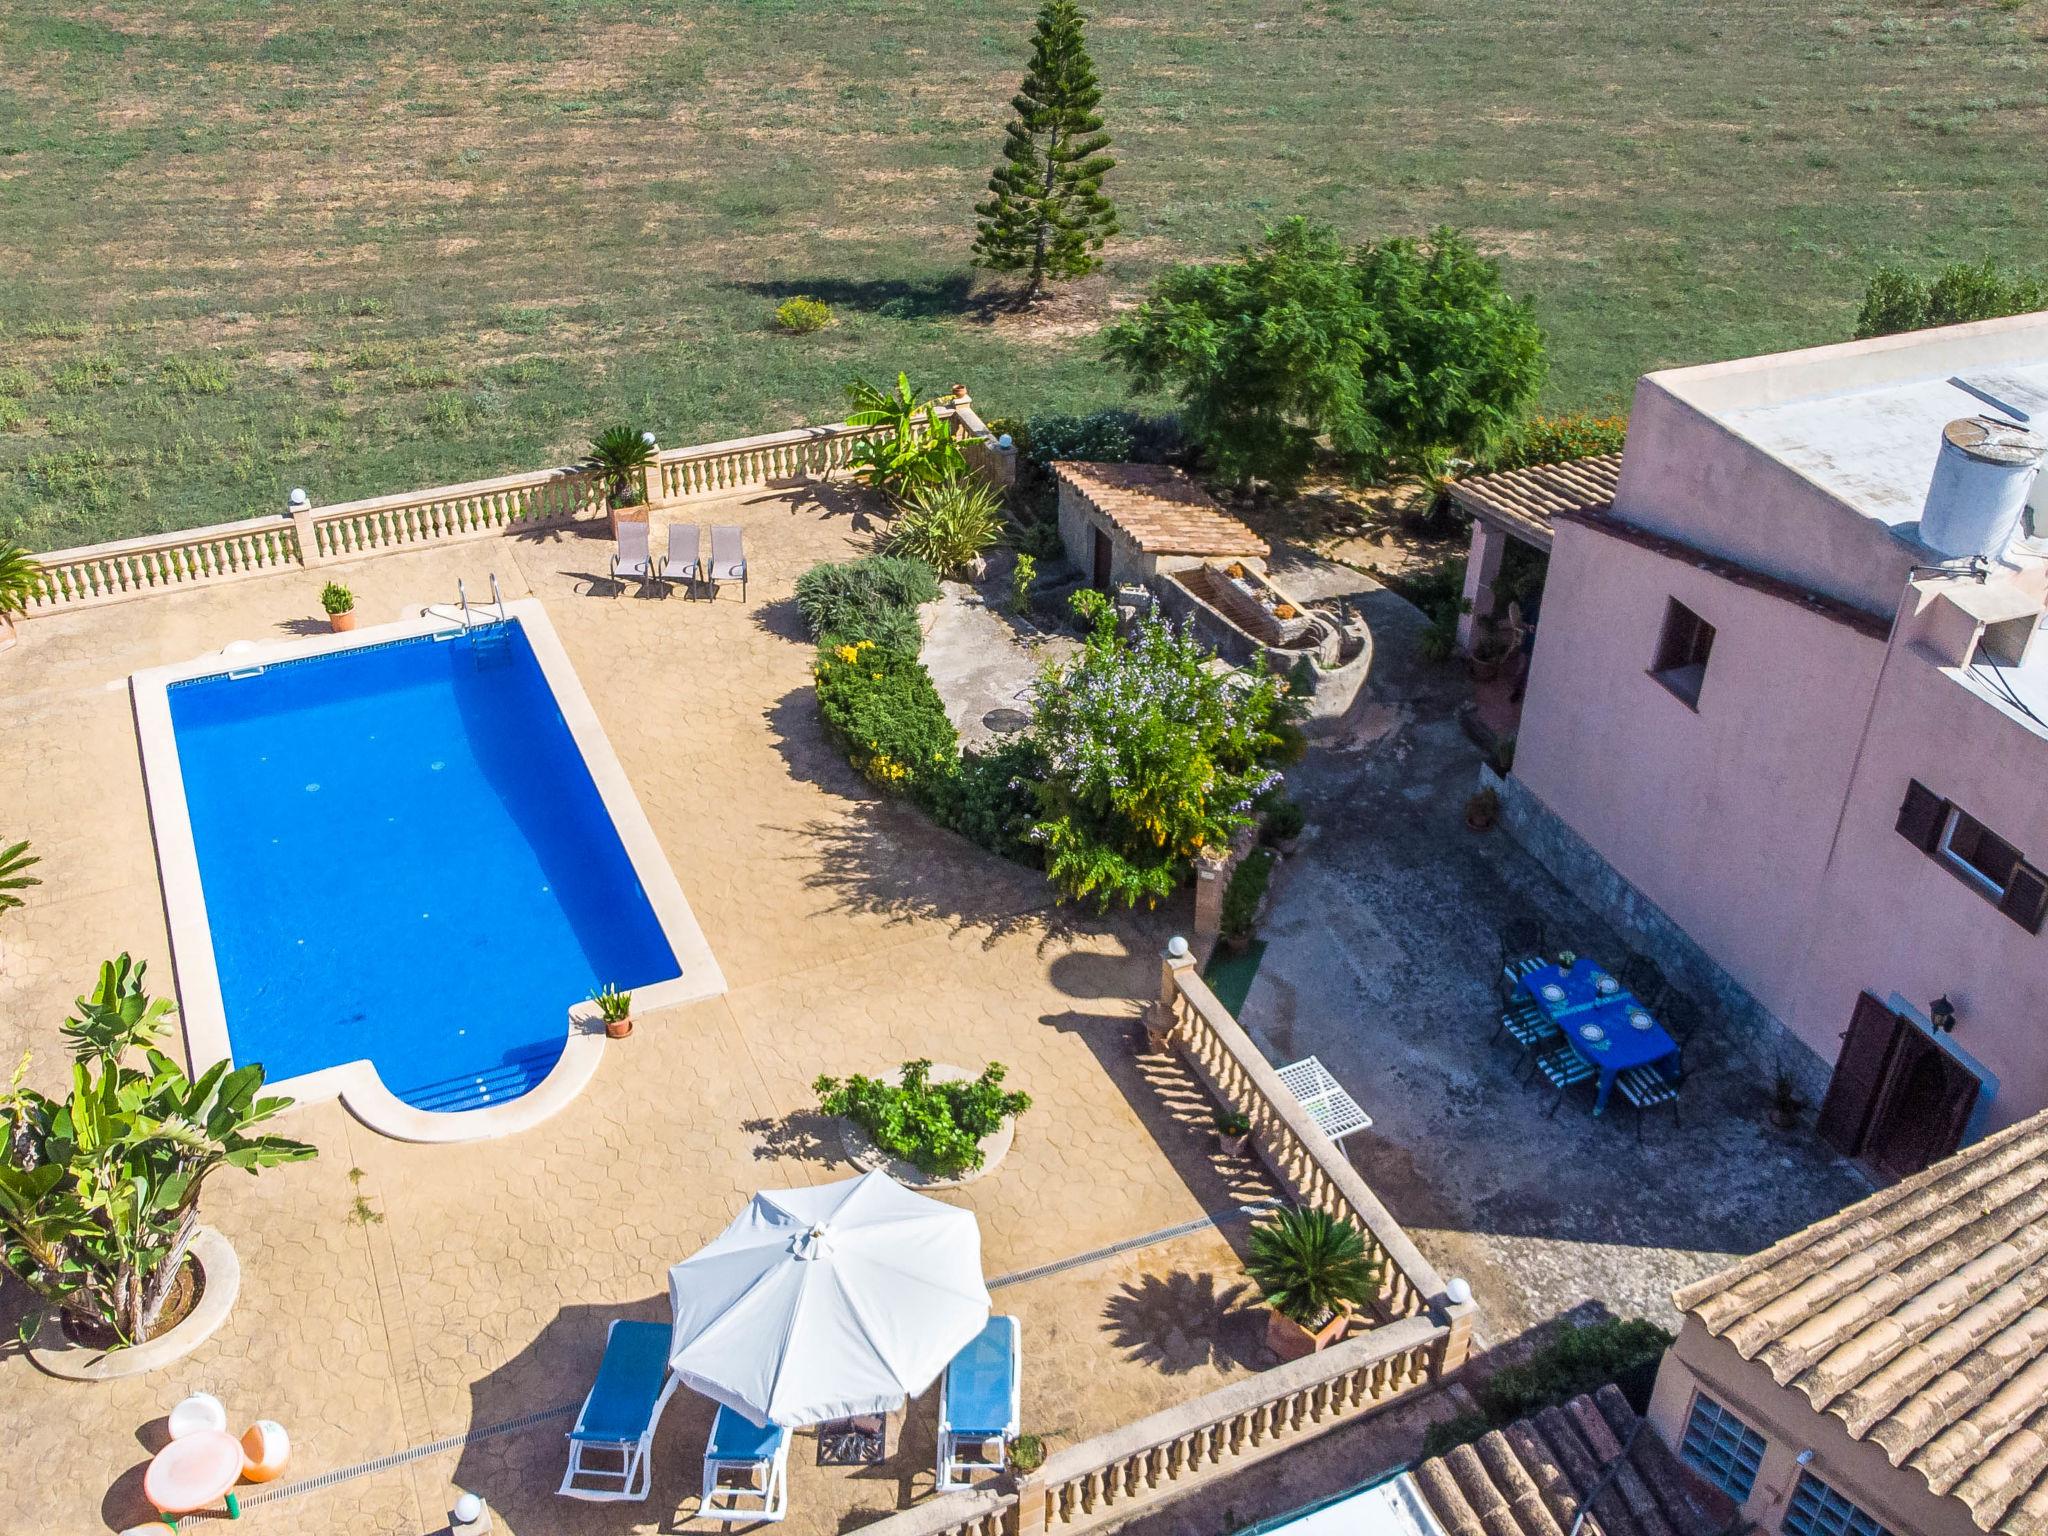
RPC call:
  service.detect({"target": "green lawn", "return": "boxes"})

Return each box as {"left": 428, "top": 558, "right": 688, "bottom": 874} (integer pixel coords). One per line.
{"left": 4, "top": 0, "right": 2046, "bottom": 549}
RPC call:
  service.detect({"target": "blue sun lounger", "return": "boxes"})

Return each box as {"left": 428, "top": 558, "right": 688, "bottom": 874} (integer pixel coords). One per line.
{"left": 559, "top": 1319, "right": 679, "bottom": 1502}
{"left": 937, "top": 1314, "right": 1021, "bottom": 1491}
{"left": 701, "top": 1403, "right": 792, "bottom": 1523}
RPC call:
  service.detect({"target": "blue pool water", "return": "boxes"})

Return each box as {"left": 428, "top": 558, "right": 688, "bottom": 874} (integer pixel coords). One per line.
{"left": 167, "top": 621, "right": 679, "bottom": 1112}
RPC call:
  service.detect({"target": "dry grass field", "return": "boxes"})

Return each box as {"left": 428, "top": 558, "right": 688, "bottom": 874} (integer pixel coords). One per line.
{"left": 4, "top": 0, "right": 2047, "bottom": 547}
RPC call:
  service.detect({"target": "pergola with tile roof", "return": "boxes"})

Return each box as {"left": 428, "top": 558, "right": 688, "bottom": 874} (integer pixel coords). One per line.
{"left": 1445, "top": 454, "right": 1622, "bottom": 651}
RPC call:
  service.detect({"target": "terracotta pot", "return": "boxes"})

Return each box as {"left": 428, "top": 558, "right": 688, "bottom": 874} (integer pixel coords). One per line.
{"left": 604, "top": 1016, "right": 634, "bottom": 1040}
{"left": 1265, "top": 1305, "right": 1349, "bottom": 1362}
{"left": 329, "top": 611, "right": 358, "bottom": 633}
{"left": 1466, "top": 655, "right": 1503, "bottom": 683}
{"left": 1223, "top": 930, "right": 1253, "bottom": 954}
{"left": 1769, "top": 1105, "right": 1799, "bottom": 1131}
{"left": 1466, "top": 805, "right": 1496, "bottom": 832}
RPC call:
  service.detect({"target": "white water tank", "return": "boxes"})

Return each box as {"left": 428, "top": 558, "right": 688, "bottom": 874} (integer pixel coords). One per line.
{"left": 1919, "top": 416, "right": 2047, "bottom": 562}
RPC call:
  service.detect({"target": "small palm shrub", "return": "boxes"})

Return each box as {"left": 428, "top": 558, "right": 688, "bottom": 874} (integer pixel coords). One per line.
{"left": 813, "top": 640, "right": 959, "bottom": 808}
{"left": 0, "top": 838, "right": 40, "bottom": 915}
{"left": 794, "top": 556, "right": 940, "bottom": 650}
{"left": 1247, "top": 1206, "right": 1381, "bottom": 1329}
{"left": 881, "top": 474, "right": 1006, "bottom": 575}
{"left": 586, "top": 423, "right": 656, "bottom": 507}
{"left": 774, "top": 296, "right": 831, "bottom": 335}
{"left": 814, "top": 1059, "right": 1031, "bottom": 1178}
{"left": 0, "top": 542, "right": 42, "bottom": 619}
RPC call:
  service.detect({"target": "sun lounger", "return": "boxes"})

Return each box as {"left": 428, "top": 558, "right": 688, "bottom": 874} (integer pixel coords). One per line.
{"left": 559, "top": 1319, "right": 678, "bottom": 1502}
{"left": 701, "top": 1403, "right": 791, "bottom": 1524}
{"left": 610, "top": 520, "right": 654, "bottom": 596}
{"left": 663, "top": 524, "right": 704, "bottom": 596}
{"left": 936, "top": 1314, "right": 1020, "bottom": 1491}
{"left": 709, "top": 525, "right": 747, "bottom": 601}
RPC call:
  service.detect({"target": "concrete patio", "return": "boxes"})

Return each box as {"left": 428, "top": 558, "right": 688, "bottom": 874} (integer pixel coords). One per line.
{"left": 0, "top": 487, "right": 1287, "bottom": 1536}
{"left": 1237, "top": 558, "right": 1874, "bottom": 1348}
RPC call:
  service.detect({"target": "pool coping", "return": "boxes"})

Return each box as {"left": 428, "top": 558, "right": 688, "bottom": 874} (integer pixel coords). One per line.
{"left": 130, "top": 598, "right": 727, "bottom": 1143}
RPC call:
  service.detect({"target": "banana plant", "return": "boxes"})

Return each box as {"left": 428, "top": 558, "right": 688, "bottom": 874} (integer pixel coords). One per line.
{"left": 0, "top": 838, "right": 38, "bottom": 916}
{"left": 0, "top": 956, "right": 316, "bottom": 1345}
{"left": 844, "top": 373, "right": 968, "bottom": 498}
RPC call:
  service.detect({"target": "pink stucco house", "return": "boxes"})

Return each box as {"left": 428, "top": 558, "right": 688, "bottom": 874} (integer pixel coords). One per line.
{"left": 1490, "top": 313, "right": 2048, "bottom": 1180}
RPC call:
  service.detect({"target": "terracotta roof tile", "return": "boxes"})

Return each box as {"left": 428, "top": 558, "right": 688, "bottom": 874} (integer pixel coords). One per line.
{"left": 1054, "top": 461, "right": 1269, "bottom": 559}
{"left": 1672, "top": 1109, "right": 2048, "bottom": 1535}
{"left": 1412, "top": 1388, "right": 1718, "bottom": 1536}
{"left": 1447, "top": 455, "right": 1622, "bottom": 548}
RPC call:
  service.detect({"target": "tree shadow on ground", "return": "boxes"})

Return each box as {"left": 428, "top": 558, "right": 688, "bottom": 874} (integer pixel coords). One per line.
{"left": 1100, "top": 1270, "right": 1263, "bottom": 1376}
{"left": 762, "top": 685, "right": 1094, "bottom": 951}
{"left": 750, "top": 594, "right": 813, "bottom": 647}
{"left": 728, "top": 273, "right": 984, "bottom": 322}
{"left": 744, "top": 1110, "right": 845, "bottom": 1167}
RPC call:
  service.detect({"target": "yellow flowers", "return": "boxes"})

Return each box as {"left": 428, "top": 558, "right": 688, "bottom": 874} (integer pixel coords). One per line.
{"left": 833, "top": 639, "right": 875, "bottom": 664}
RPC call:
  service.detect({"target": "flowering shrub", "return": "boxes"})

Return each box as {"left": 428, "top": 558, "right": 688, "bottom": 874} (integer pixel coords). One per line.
{"left": 774, "top": 296, "right": 831, "bottom": 334}
{"left": 1026, "top": 593, "right": 1298, "bottom": 908}
{"left": 812, "top": 640, "right": 959, "bottom": 808}
{"left": 1484, "top": 410, "right": 1626, "bottom": 472}
{"left": 815, "top": 1059, "right": 1031, "bottom": 1178}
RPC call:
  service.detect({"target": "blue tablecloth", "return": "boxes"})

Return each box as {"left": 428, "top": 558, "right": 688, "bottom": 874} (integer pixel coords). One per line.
{"left": 1522, "top": 958, "right": 1679, "bottom": 1114}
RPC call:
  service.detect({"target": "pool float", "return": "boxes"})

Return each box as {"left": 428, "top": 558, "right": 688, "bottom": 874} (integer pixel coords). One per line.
{"left": 240, "top": 1419, "right": 291, "bottom": 1481}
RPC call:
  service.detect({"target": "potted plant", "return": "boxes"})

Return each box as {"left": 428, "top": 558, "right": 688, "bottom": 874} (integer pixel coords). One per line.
{"left": 1010, "top": 1433, "right": 1046, "bottom": 1474}
{"left": 1220, "top": 849, "right": 1275, "bottom": 954}
{"left": 1465, "top": 787, "right": 1499, "bottom": 832}
{"left": 0, "top": 541, "right": 40, "bottom": 651}
{"left": 321, "top": 581, "right": 357, "bottom": 632}
{"left": 1466, "top": 620, "right": 1514, "bottom": 683}
{"left": 1260, "top": 796, "right": 1306, "bottom": 855}
{"left": 1248, "top": 1205, "right": 1381, "bottom": 1361}
{"left": 1770, "top": 1068, "right": 1806, "bottom": 1130}
{"left": 592, "top": 983, "right": 633, "bottom": 1040}
{"left": 587, "top": 425, "right": 657, "bottom": 528}
{"left": 1214, "top": 1108, "right": 1253, "bottom": 1157}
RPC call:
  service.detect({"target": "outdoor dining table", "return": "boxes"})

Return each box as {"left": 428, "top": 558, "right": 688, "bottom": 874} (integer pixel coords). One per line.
{"left": 1521, "top": 957, "right": 1679, "bottom": 1115}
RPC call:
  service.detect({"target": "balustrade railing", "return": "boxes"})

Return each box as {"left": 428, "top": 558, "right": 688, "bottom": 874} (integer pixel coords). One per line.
{"left": 852, "top": 954, "right": 1474, "bottom": 1536}
{"left": 16, "top": 410, "right": 968, "bottom": 616}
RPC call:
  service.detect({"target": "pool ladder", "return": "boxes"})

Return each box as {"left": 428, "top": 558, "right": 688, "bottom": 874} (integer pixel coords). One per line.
{"left": 449, "top": 575, "right": 513, "bottom": 670}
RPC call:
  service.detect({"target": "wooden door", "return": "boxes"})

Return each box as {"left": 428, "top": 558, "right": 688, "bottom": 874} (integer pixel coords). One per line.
{"left": 1817, "top": 992, "right": 1904, "bottom": 1157}
{"left": 1092, "top": 527, "right": 1113, "bottom": 591}
{"left": 1865, "top": 1029, "right": 1980, "bottom": 1182}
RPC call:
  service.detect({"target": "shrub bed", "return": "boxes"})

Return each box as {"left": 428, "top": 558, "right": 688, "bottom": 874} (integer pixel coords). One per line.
{"left": 813, "top": 640, "right": 958, "bottom": 809}
{"left": 795, "top": 555, "right": 940, "bottom": 652}
{"left": 815, "top": 1059, "right": 1031, "bottom": 1178}
{"left": 1419, "top": 1317, "right": 1673, "bottom": 1456}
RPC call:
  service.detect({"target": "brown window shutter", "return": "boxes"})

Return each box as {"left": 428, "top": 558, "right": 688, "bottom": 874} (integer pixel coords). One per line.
{"left": 2001, "top": 864, "right": 2048, "bottom": 934}
{"left": 1896, "top": 781, "right": 1947, "bottom": 852}
{"left": 1817, "top": 992, "right": 1905, "bottom": 1157}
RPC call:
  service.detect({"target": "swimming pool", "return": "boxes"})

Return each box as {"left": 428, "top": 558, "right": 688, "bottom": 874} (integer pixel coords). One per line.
{"left": 135, "top": 603, "right": 722, "bottom": 1133}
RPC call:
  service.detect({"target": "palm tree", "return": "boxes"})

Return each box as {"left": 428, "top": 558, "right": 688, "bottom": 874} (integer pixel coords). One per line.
{"left": 0, "top": 839, "right": 41, "bottom": 916}
{"left": 585, "top": 425, "right": 656, "bottom": 511}
{"left": 0, "top": 543, "right": 41, "bottom": 634}
{"left": 1247, "top": 1205, "right": 1380, "bottom": 1327}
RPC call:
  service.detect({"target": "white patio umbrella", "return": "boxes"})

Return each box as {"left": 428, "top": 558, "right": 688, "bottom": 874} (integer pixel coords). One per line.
{"left": 666, "top": 1169, "right": 991, "bottom": 1428}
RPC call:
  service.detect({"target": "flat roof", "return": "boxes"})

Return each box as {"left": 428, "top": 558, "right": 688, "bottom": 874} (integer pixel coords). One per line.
{"left": 1649, "top": 311, "right": 2048, "bottom": 535}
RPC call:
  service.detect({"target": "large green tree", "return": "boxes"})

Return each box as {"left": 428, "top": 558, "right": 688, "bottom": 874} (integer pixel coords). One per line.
{"left": 1104, "top": 219, "right": 1546, "bottom": 489}
{"left": 972, "top": 0, "right": 1118, "bottom": 299}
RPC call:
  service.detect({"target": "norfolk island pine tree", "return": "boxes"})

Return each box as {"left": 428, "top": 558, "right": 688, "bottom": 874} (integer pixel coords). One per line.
{"left": 972, "top": 0, "right": 1118, "bottom": 301}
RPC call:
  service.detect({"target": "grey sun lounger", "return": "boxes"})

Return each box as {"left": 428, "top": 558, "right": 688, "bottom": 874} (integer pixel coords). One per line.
{"left": 610, "top": 520, "right": 654, "bottom": 595}
{"left": 663, "top": 524, "right": 704, "bottom": 596}
{"left": 709, "top": 525, "right": 748, "bottom": 601}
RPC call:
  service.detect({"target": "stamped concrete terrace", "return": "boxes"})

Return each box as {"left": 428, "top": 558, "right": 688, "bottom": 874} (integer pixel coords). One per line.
{"left": 0, "top": 468, "right": 1456, "bottom": 1536}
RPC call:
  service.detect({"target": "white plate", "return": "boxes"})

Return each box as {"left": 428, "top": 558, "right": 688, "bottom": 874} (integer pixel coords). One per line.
{"left": 1540, "top": 984, "right": 1566, "bottom": 1003}
{"left": 1579, "top": 1022, "right": 1606, "bottom": 1043}
{"left": 1628, "top": 1009, "right": 1653, "bottom": 1031}
{"left": 1594, "top": 975, "right": 1619, "bottom": 994}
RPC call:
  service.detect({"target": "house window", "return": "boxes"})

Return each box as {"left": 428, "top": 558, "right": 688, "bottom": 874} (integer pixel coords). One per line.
{"left": 1895, "top": 780, "right": 2048, "bottom": 934}
{"left": 1651, "top": 599, "right": 1716, "bottom": 707}
{"left": 1783, "top": 1471, "right": 1891, "bottom": 1536}
{"left": 1679, "top": 1392, "right": 1766, "bottom": 1501}
{"left": 1940, "top": 806, "right": 2023, "bottom": 896}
